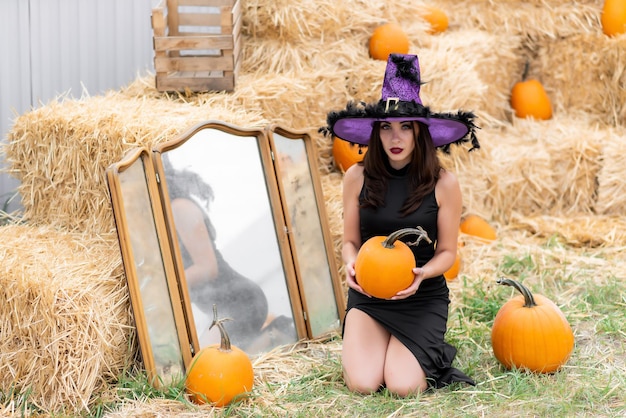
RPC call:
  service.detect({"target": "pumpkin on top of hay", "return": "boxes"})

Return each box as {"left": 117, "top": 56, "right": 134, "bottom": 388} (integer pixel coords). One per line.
{"left": 332, "top": 136, "right": 368, "bottom": 173}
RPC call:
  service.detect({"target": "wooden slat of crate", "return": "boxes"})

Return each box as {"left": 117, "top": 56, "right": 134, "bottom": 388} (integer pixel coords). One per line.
{"left": 152, "top": 0, "right": 242, "bottom": 92}
{"left": 154, "top": 35, "right": 234, "bottom": 51}
{"left": 154, "top": 55, "right": 235, "bottom": 73}
{"left": 152, "top": 5, "right": 166, "bottom": 37}
{"left": 156, "top": 71, "right": 235, "bottom": 92}
{"left": 178, "top": 13, "right": 222, "bottom": 27}
{"left": 177, "top": 0, "right": 236, "bottom": 6}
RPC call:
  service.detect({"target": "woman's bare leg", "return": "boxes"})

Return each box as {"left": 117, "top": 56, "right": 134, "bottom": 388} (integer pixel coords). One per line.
{"left": 341, "top": 309, "right": 390, "bottom": 394}
{"left": 384, "top": 335, "right": 428, "bottom": 396}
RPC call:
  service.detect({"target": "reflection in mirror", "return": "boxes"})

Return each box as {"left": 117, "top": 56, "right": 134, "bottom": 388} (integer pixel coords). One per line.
{"left": 107, "top": 148, "right": 191, "bottom": 386}
{"left": 268, "top": 126, "right": 346, "bottom": 337}
{"left": 153, "top": 122, "right": 301, "bottom": 355}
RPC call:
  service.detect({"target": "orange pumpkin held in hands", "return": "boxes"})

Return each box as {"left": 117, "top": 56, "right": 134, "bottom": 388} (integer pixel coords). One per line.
{"left": 369, "top": 23, "right": 410, "bottom": 61}
{"left": 491, "top": 278, "right": 574, "bottom": 373}
{"left": 601, "top": 0, "right": 626, "bottom": 37}
{"left": 332, "top": 136, "right": 367, "bottom": 172}
{"left": 459, "top": 214, "right": 496, "bottom": 243}
{"left": 355, "top": 226, "right": 431, "bottom": 299}
{"left": 185, "top": 305, "right": 254, "bottom": 407}
{"left": 510, "top": 61, "right": 553, "bottom": 120}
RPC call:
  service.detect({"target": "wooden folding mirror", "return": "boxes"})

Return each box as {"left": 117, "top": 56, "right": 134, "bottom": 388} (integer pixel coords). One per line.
{"left": 266, "top": 125, "right": 345, "bottom": 337}
{"left": 107, "top": 147, "right": 192, "bottom": 386}
{"left": 152, "top": 121, "right": 304, "bottom": 356}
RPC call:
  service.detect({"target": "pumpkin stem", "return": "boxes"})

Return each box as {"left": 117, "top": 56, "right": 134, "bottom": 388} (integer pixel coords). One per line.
{"left": 382, "top": 226, "right": 432, "bottom": 249}
{"left": 209, "top": 304, "right": 233, "bottom": 351}
{"left": 496, "top": 278, "right": 537, "bottom": 308}
{"left": 521, "top": 60, "right": 530, "bottom": 81}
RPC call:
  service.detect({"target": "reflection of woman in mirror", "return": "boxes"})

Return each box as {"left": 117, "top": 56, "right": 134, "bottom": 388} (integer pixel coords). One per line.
{"left": 163, "top": 161, "right": 271, "bottom": 349}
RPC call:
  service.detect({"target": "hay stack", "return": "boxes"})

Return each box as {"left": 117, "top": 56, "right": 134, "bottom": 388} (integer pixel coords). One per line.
{"left": 595, "top": 129, "right": 626, "bottom": 215}
{"left": 537, "top": 34, "right": 626, "bottom": 127}
{"left": 467, "top": 116, "right": 605, "bottom": 222}
{"left": 437, "top": 0, "right": 601, "bottom": 36}
{"left": 0, "top": 225, "right": 130, "bottom": 413}
{"left": 4, "top": 95, "right": 268, "bottom": 234}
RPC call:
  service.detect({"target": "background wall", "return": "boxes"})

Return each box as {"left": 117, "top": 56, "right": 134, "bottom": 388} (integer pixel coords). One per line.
{"left": 0, "top": 0, "right": 159, "bottom": 211}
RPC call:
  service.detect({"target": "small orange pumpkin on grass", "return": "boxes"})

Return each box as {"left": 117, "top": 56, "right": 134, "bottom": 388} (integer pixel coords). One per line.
{"left": 355, "top": 226, "right": 431, "bottom": 298}
{"left": 491, "top": 278, "right": 574, "bottom": 373}
{"left": 185, "top": 305, "right": 254, "bottom": 407}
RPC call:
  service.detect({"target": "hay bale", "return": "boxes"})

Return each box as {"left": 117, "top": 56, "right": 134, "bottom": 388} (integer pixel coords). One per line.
{"left": 437, "top": 0, "right": 601, "bottom": 37}
{"left": 416, "top": 30, "right": 522, "bottom": 125}
{"left": 320, "top": 171, "right": 344, "bottom": 272}
{"left": 509, "top": 214, "right": 626, "bottom": 247}
{"left": 595, "top": 127, "right": 626, "bottom": 215}
{"left": 4, "top": 93, "right": 268, "bottom": 234}
{"left": 488, "top": 117, "right": 602, "bottom": 221}
{"left": 537, "top": 33, "right": 626, "bottom": 127}
{"left": 448, "top": 115, "right": 605, "bottom": 223}
{"left": 0, "top": 224, "right": 132, "bottom": 414}
{"left": 438, "top": 135, "right": 493, "bottom": 220}
{"left": 241, "top": 0, "right": 601, "bottom": 43}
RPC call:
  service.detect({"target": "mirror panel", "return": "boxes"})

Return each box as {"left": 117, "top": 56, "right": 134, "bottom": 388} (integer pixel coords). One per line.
{"left": 107, "top": 147, "right": 191, "bottom": 386}
{"left": 153, "top": 122, "right": 302, "bottom": 355}
{"left": 268, "top": 126, "right": 346, "bottom": 337}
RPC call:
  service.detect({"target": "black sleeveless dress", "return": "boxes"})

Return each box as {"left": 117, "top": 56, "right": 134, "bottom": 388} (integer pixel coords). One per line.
{"left": 178, "top": 201, "right": 269, "bottom": 350}
{"left": 346, "top": 164, "right": 475, "bottom": 388}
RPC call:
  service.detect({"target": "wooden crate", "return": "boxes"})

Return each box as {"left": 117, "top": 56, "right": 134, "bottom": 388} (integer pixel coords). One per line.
{"left": 151, "top": 0, "right": 242, "bottom": 93}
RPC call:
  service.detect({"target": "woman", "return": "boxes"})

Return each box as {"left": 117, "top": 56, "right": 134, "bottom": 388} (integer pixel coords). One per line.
{"left": 163, "top": 162, "right": 270, "bottom": 350}
{"left": 322, "top": 54, "right": 479, "bottom": 395}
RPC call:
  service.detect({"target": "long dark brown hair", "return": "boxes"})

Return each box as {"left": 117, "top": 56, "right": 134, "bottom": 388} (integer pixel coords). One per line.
{"left": 360, "top": 121, "right": 441, "bottom": 216}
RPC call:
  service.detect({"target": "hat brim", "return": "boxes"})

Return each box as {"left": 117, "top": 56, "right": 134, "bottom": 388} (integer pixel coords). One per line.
{"left": 333, "top": 116, "right": 471, "bottom": 147}
{"left": 324, "top": 100, "right": 479, "bottom": 151}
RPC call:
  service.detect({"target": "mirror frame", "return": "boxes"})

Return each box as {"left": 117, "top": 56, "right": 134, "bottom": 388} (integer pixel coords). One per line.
{"left": 266, "top": 125, "right": 346, "bottom": 336}
{"left": 106, "top": 147, "right": 193, "bottom": 386}
{"left": 152, "top": 121, "right": 308, "bottom": 354}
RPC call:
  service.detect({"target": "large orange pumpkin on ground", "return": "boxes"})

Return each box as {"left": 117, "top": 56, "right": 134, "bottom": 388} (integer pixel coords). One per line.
{"left": 491, "top": 278, "right": 575, "bottom": 373}
{"left": 369, "top": 23, "right": 410, "bottom": 61}
{"left": 355, "top": 227, "right": 431, "bottom": 299}
{"left": 185, "top": 305, "right": 254, "bottom": 407}
{"left": 510, "top": 61, "right": 552, "bottom": 120}
{"left": 601, "top": 0, "right": 626, "bottom": 37}
{"left": 332, "top": 136, "right": 367, "bottom": 172}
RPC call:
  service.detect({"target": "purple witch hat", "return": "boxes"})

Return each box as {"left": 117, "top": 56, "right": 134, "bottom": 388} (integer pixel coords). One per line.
{"left": 321, "top": 54, "right": 479, "bottom": 151}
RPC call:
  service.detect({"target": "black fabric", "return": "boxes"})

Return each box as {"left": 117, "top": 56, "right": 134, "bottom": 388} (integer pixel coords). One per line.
{"left": 178, "top": 201, "right": 269, "bottom": 350}
{"left": 347, "top": 165, "right": 475, "bottom": 388}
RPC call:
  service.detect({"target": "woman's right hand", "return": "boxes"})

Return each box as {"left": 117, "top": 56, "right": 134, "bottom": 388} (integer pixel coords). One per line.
{"left": 345, "top": 261, "right": 371, "bottom": 297}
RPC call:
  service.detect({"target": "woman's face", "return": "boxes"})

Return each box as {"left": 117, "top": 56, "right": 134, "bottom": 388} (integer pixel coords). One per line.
{"left": 379, "top": 120, "right": 416, "bottom": 169}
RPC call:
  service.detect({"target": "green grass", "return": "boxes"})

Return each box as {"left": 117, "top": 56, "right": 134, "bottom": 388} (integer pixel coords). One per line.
{"left": 3, "top": 245, "right": 626, "bottom": 417}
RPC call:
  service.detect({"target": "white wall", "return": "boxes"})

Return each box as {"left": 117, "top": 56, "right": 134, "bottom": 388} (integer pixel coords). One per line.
{"left": 0, "top": 0, "right": 160, "bottom": 212}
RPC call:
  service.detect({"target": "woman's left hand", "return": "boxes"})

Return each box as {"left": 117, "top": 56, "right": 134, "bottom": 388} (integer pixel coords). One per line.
{"left": 390, "top": 267, "right": 425, "bottom": 300}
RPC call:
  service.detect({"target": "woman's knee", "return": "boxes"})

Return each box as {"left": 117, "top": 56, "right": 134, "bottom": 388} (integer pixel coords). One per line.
{"left": 343, "top": 369, "right": 382, "bottom": 395}
{"left": 341, "top": 309, "right": 392, "bottom": 394}
{"left": 385, "top": 379, "right": 427, "bottom": 397}
{"left": 383, "top": 337, "right": 428, "bottom": 397}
